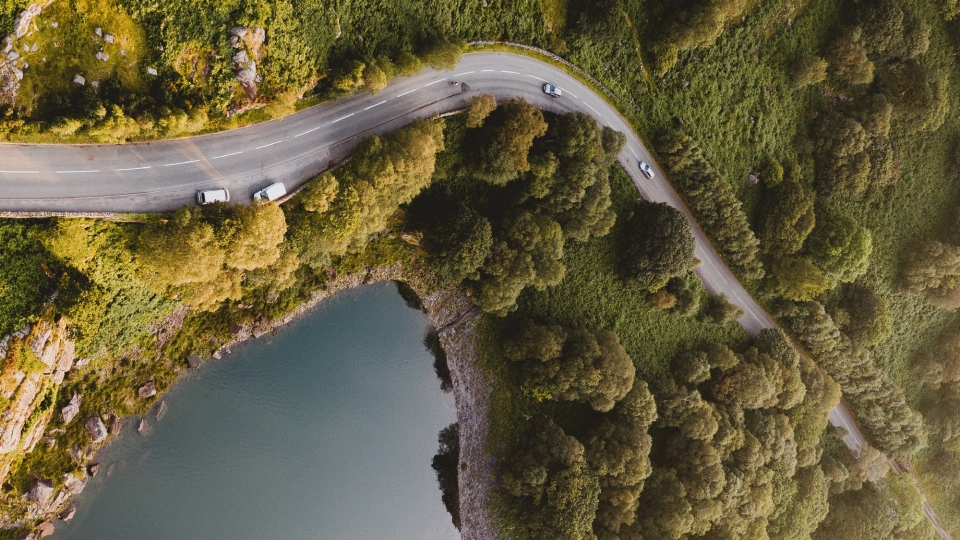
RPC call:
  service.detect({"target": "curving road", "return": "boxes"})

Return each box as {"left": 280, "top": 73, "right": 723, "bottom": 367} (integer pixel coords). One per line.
{"left": 2, "top": 50, "right": 945, "bottom": 537}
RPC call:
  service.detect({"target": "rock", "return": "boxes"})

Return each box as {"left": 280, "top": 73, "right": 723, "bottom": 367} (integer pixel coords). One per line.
{"left": 72, "top": 74, "right": 84, "bottom": 85}
{"left": 110, "top": 415, "right": 122, "bottom": 436}
{"left": 146, "top": 67, "right": 157, "bottom": 76}
{"left": 230, "top": 26, "right": 248, "bottom": 38}
{"left": 186, "top": 353, "right": 200, "bottom": 369}
{"left": 13, "top": 4, "right": 45, "bottom": 39}
{"left": 35, "top": 522, "right": 54, "bottom": 538}
{"left": 63, "top": 473, "right": 86, "bottom": 495}
{"left": 229, "top": 35, "right": 240, "bottom": 48}
{"left": 137, "top": 418, "right": 147, "bottom": 436}
{"left": 61, "top": 394, "right": 81, "bottom": 425}
{"left": 26, "top": 478, "right": 54, "bottom": 505}
{"left": 87, "top": 463, "right": 99, "bottom": 477}
{"left": 74, "top": 357, "right": 89, "bottom": 368}
{"left": 68, "top": 444, "right": 82, "bottom": 463}
{"left": 212, "top": 350, "right": 222, "bottom": 360}
{"left": 29, "top": 323, "right": 52, "bottom": 359}
{"left": 21, "top": 412, "right": 51, "bottom": 453}
{"left": 232, "top": 49, "right": 249, "bottom": 65}
{"left": 59, "top": 504, "right": 76, "bottom": 521}
{"left": 104, "top": 34, "right": 114, "bottom": 44}
{"left": 153, "top": 400, "right": 165, "bottom": 420}
{"left": 94, "top": 51, "right": 108, "bottom": 62}
{"left": 40, "top": 437, "right": 55, "bottom": 449}
{"left": 236, "top": 67, "right": 256, "bottom": 86}
{"left": 55, "top": 341, "right": 75, "bottom": 374}
{"left": 94, "top": 27, "right": 101, "bottom": 37}
{"left": 13, "top": 532, "right": 36, "bottom": 540}
{"left": 137, "top": 381, "right": 156, "bottom": 399}
{"left": 249, "top": 27, "right": 265, "bottom": 47}
{"left": 1, "top": 371, "right": 25, "bottom": 400}
{"left": 5, "top": 51, "right": 18, "bottom": 61}
{"left": 84, "top": 415, "right": 107, "bottom": 443}
{"left": 0, "top": 373, "right": 43, "bottom": 453}
{"left": 43, "top": 490, "right": 66, "bottom": 513}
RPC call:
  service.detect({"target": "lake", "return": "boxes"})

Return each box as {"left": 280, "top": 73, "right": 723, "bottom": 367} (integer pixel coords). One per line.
{"left": 52, "top": 283, "right": 461, "bottom": 540}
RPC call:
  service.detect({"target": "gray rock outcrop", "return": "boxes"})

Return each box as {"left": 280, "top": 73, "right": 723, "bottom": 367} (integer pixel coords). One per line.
{"left": 137, "top": 381, "right": 156, "bottom": 399}
{"left": 26, "top": 478, "right": 54, "bottom": 506}
{"left": 61, "top": 394, "right": 80, "bottom": 425}
{"left": 59, "top": 504, "right": 76, "bottom": 521}
{"left": 84, "top": 415, "right": 107, "bottom": 443}
{"left": 63, "top": 473, "right": 87, "bottom": 495}
{"left": 35, "top": 522, "right": 54, "bottom": 538}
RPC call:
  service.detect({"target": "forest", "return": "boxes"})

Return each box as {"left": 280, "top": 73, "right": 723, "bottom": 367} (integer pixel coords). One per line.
{"left": 1, "top": 0, "right": 960, "bottom": 537}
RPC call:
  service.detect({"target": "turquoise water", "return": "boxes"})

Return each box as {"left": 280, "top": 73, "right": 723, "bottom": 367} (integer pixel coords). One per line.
{"left": 52, "top": 283, "right": 460, "bottom": 540}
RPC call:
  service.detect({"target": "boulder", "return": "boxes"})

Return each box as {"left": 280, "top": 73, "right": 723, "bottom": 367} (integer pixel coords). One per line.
{"left": 137, "top": 419, "right": 147, "bottom": 436}
{"left": 13, "top": 531, "right": 36, "bottom": 540}
{"left": 232, "top": 50, "right": 249, "bottom": 65}
{"left": 61, "top": 394, "right": 81, "bottom": 425}
{"left": 230, "top": 26, "right": 248, "bottom": 38}
{"left": 236, "top": 68, "right": 256, "bottom": 87}
{"left": 35, "top": 522, "right": 54, "bottom": 538}
{"left": 43, "top": 490, "right": 66, "bottom": 513}
{"left": 72, "top": 74, "right": 84, "bottom": 85}
{"left": 0, "top": 373, "right": 43, "bottom": 453}
{"left": 104, "top": 34, "right": 114, "bottom": 43}
{"left": 40, "top": 437, "right": 55, "bottom": 449}
{"left": 63, "top": 473, "right": 87, "bottom": 495}
{"left": 137, "top": 381, "right": 156, "bottom": 399}
{"left": 186, "top": 354, "right": 200, "bottom": 369}
{"left": 87, "top": 463, "right": 99, "bottom": 477}
{"left": 21, "top": 413, "right": 51, "bottom": 453}
{"left": 110, "top": 416, "right": 122, "bottom": 436}
{"left": 29, "top": 322, "right": 51, "bottom": 359}
{"left": 94, "top": 51, "right": 108, "bottom": 62}
{"left": 59, "top": 504, "right": 76, "bottom": 521}
{"left": 26, "top": 478, "right": 53, "bottom": 505}
{"left": 68, "top": 444, "right": 82, "bottom": 463}
{"left": 146, "top": 67, "right": 158, "bottom": 76}
{"left": 84, "top": 415, "right": 107, "bottom": 443}
{"left": 13, "top": 3, "right": 45, "bottom": 39}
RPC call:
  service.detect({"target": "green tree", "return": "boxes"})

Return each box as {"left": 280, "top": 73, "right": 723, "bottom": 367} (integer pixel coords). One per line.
{"left": 902, "top": 241, "right": 960, "bottom": 309}
{"left": 806, "top": 211, "right": 872, "bottom": 283}
{"left": 474, "top": 99, "right": 548, "bottom": 185}
{"left": 225, "top": 203, "right": 287, "bottom": 271}
{"left": 135, "top": 207, "right": 225, "bottom": 288}
{"left": 840, "top": 286, "right": 892, "bottom": 346}
{"left": 766, "top": 256, "right": 831, "bottom": 301}
{"left": 700, "top": 293, "right": 745, "bottom": 325}
{"left": 0, "top": 223, "right": 55, "bottom": 335}
{"left": 620, "top": 200, "right": 696, "bottom": 290}
{"left": 812, "top": 113, "right": 872, "bottom": 197}
{"left": 465, "top": 94, "right": 497, "bottom": 128}
{"left": 792, "top": 55, "right": 828, "bottom": 88}
{"left": 423, "top": 204, "right": 493, "bottom": 284}
{"left": 760, "top": 177, "right": 816, "bottom": 257}
{"left": 826, "top": 33, "right": 874, "bottom": 86}
{"left": 877, "top": 60, "right": 949, "bottom": 133}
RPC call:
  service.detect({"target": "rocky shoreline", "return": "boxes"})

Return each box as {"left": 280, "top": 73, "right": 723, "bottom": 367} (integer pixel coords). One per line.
{"left": 5, "top": 264, "right": 498, "bottom": 539}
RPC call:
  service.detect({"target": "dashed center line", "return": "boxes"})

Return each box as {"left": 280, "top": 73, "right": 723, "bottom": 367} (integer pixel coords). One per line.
{"left": 501, "top": 70, "right": 520, "bottom": 75}
{"left": 255, "top": 141, "right": 282, "bottom": 150}
{"left": 397, "top": 89, "right": 418, "bottom": 97}
{"left": 585, "top": 103, "right": 601, "bottom": 117}
{"left": 331, "top": 113, "right": 355, "bottom": 124}
{"left": 557, "top": 87, "right": 578, "bottom": 99}
{"left": 163, "top": 160, "right": 199, "bottom": 167}
{"left": 424, "top": 78, "right": 448, "bottom": 87}
{"left": 525, "top": 74, "right": 548, "bottom": 82}
{"left": 0, "top": 170, "right": 39, "bottom": 174}
{"left": 453, "top": 71, "right": 475, "bottom": 77}
{"left": 295, "top": 126, "right": 321, "bottom": 138}
{"left": 364, "top": 100, "right": 387, "bottom": 110}
{"left": 56, "top": 170, "right": 99, "bottom": 174}
{"left": 480, "top": 69, "right": 495, "bottom": 72}
{"left": 212, "top": 151, "right": 243, "bottom": 160}
{"left": 629, "top": 147, "right": 639, "bottom": 159}
{"left": 116, "top": 166, "right": 151, "bottom": 171}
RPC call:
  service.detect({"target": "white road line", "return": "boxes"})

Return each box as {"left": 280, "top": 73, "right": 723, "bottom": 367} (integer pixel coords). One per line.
{"left": 212, "top": 151, "right": 243, "bottom": 159}
{"left": 525, "top": 74, "right": 548, "bottom": 82}
{"left": 424, "top": 78, "right": 448, "bottom": 87}
{"left": 453, "top": 71, "right": 475, "bottom": 77}
{"left": 295, "top": 126, "right": 322, "bottom": 138}
{"left": 56, "top": 170, "right": 100, "bottom": 174}
{"left": 585, "top": 103, "right": 602, "bottom": 117}
{"left": 163, "top": 160, "right": 199, "bottom": 167}
{"left": 481, "top": 69, "right": 495, "bottom": 72}
{"left": 0, "top": 170, "right": 39, "bottom": 174}
{"left": 331, "top": 113, "right": 355, "bottom": 124}
{"left": 629, "top": 147, "right": 639, "bottom": 159}
{"left": 720, "top": 274, "right": 729, "bottom": 284}
{"left": 397, "top": 89, "right": 418, "bottom": 97}
{"left": 116, "top": 166, "right": 151, "bottom": 171}
{"left": 557, "top": 87, "right": 578, "bottom": 99}
{"left": 501, "top": 70, "right": 520, "bottom": 75}
{"left": 255, "top": 141, "right": 282, "bottom": 150}
{"left": 364, "top": 100, "right": 387, "bottom": 110}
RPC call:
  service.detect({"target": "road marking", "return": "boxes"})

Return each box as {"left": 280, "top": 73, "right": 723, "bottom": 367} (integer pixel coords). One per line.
{"left": 585, "top": 103, "right": 602, "bottom": 117}
{"left": 212, "top": 151, "right": 243, "bottom": 159}
{"left": 424, "top": 78, "right": 447, "bottom": 87}
{"left": 501, "top": 70, "right": 520, "bottom": 75}
{"left": 255, "top": 141, "right": 282, "bottom": 150}
{"left": 56, "top": 170, "right": 100, "bottom": 174}
{"left": 397, "top": 89, "right": 418, "bottom": 97}
{"left": 331, "top": 113, "right": 355, "bottom": 124}
{"left": 453, "top": 71, "right": 474, "bottom": 77}
{"left": 116, "top": 166, "right": 151, "bottom": 171}
{"left": 720, "top": 274, "right": 729, "bottom": 284}
{"left": 525, "top": 74, "right": 548, "bottom": 82}
{"left": 629, "top": 147, "right": 639, "bottom": 159}
{"left": 295, "top": 126, "right": 322, "bottom": 138}
{"left": 481, "top": 69, "right": 495, "bottom": 72}
{"left": 557, "top": 86, "right": 578, "bottom": 99}
{"left": 163, "top": 159, "right": 199, "bottom": 167}
{"left": 0, "top": 170, "right": 39, "bottom": 174}
{"left": 364, "top": 100, "right": 387, "bottom": 110}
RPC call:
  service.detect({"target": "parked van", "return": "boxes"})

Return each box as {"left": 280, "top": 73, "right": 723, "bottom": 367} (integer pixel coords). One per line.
{"left": 253, "top": 182, "right": 286, "bottom": 202}
{"left": 197, "top": 188, "right": 230, "bottom": 205}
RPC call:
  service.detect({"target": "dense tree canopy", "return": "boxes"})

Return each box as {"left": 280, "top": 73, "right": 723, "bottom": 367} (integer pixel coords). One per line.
{"left": 620, "top": 200, "right": 697, "bottom": 290}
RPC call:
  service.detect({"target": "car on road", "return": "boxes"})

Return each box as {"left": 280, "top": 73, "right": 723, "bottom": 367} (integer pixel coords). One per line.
{"left": 542, "top": 83, "right": 562, "bottom": 98}
{"left": 638, "top": 160, "right": 655, "bottom": 179}
{"left": 196, "top": 188, "right": 229, "bottom": 205}
{"left": 253, "top": 182, "right": 286, "bottom": 202}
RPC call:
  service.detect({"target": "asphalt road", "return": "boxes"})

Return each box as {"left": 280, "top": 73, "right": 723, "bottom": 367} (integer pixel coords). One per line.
{"left": 2, "top": 50, "right": 943, "bottom": 536}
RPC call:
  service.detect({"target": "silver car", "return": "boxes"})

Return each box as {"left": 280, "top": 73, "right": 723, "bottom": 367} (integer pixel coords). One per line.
{"left": 638, "top": 160, "right": 655, "bottom": 179}
{"left": 543, "top": 83, "right": 562, "bottom": 98}
{"left": 197, "top": 188, "right": 230, "bottom": 205}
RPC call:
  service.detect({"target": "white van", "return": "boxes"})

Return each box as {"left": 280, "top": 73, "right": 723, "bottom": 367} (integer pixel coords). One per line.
{"left": 197, "top": 188, "right": 230, "bottom": 205}
{"left": 253, "top": 182, "right": 286, "bottom": 202}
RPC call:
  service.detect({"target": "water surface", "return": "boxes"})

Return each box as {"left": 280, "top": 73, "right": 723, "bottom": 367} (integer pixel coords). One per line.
{"left": 53, "top": 283, "right": 460, "bottom": 540}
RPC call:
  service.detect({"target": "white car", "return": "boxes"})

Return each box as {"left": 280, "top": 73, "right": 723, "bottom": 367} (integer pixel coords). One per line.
{"left": 638, "top": 160, "right": 655, "bottom": 179}
{"left": 196, "top": 188, "right": 229, "bottom": 205}
{"left": 253, "top": 182, "right": 286, "bottom": 202}
{"left": 543, "top": 83, "right": 562, "bottom": 98}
